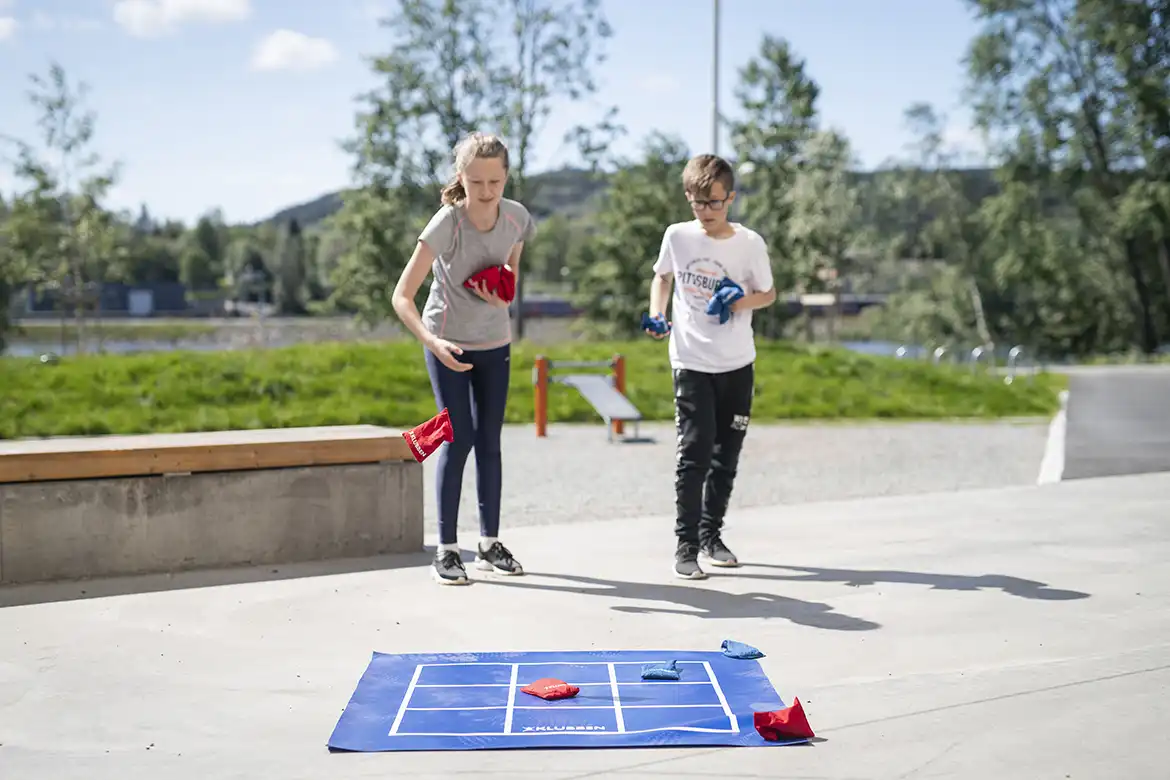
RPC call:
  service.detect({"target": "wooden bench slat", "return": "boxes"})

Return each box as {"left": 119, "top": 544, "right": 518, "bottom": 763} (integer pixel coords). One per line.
{"left": 0, "top": 425, "right": 415, "bottom": 484}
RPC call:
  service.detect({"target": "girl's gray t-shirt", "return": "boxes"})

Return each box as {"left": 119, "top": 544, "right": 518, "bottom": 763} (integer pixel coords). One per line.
{"left": 418, "top": 198, "right": 536, "bottom": 349}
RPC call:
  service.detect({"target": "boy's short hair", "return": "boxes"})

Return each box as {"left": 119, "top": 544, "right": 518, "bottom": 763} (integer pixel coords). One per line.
{"left": 682, "top": 154, "right": 735, "bottom": 197}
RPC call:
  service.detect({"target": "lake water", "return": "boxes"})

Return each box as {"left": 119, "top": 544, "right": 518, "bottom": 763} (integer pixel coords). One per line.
{"left": 1, "top": 317, "right": 404, "bottom": 358}
{"left": 4, "top": 337, "right": 299, "bottom": 358}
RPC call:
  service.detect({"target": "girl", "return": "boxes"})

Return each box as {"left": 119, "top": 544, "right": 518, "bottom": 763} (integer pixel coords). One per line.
{"left": 391, "top": 131, "right": 536, "bottom": 586}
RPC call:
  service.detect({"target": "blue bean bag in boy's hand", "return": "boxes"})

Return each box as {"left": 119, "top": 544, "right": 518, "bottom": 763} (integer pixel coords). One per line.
{"left": 706, "top": 277, "right": 745, "bottom": 324}
{"left": 641, "top": 311, "right": 671, "bottom": 336}
{"left": 721, "top": 639, "right": 765, "bottom": 659}
{"left": 640, "top": 660, "right": 681, "bottom": 680}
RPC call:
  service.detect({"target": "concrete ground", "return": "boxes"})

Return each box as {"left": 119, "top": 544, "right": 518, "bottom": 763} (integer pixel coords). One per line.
{"left": 3, "top": 470, "right": 1168, "bottom": 779}
{"left": 1062, "top": 365, "right": 1170, "bottom": 480}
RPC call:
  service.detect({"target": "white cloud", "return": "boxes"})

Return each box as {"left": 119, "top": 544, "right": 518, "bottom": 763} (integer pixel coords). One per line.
{"left": 251, "top": 29, "right": 339, "bottom": 72}
{"left": 113, "top": 0, "right": 250, "bottom": 38}
{"left": 0, "top": 16, "right": 16, "bottom": 40}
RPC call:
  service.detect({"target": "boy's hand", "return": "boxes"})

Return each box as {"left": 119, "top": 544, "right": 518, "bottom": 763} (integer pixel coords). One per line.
{"left": 641, "top": 312, "right": 671, "bottom": 339}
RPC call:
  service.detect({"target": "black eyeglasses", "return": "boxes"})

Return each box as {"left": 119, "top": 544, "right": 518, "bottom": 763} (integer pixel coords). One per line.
{"left": 688, "top": 197, "right": 727, "bottom": 211}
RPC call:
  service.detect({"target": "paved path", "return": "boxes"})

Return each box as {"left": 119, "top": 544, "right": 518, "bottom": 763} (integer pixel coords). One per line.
{"left": 1063, "top": 366, "right": 1170, "bottom": 480}
{"left": 427, "top": 420, "right": 1052, "bottom": 537}
{"left": 3, "top": 471, "right": 1168, "bottom": 779}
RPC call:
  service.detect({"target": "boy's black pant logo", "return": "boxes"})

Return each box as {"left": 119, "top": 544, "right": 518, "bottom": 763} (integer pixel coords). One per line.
{"left": 731, "top": 414, "right": 750, "bottom": 431}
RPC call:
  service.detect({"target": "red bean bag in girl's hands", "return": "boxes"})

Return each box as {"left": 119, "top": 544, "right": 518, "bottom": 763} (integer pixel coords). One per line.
{"left": 520, "top": 678, "right": 579, "bottom": 701}
{"left": 464, "top": 265, "right": 516, "bottom": 303}
{"left": 402, "top": 408, "right": 454, "bottom": 462}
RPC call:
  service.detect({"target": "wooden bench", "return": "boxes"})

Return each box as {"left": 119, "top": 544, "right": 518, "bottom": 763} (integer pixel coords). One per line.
{"left": 0, "top": 426, "right": 424, "bottom": 585}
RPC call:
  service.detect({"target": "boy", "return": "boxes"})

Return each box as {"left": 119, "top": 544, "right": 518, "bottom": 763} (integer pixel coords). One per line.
{"left": 645, "top": 154, "right": 777, "bottom": 580}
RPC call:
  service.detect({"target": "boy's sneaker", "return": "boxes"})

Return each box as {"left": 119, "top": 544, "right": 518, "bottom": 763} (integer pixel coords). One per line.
{"left": 433, "top": 550, "right": 469, "bottom": 586}
{"left": 674, "top": 542, "right": 708, "bottom": 580}
{"left": 475, "top": 541, "right": 524, "bottom": 575}
{"left": 700, "top": 536, "right": 740, "bottom": 568}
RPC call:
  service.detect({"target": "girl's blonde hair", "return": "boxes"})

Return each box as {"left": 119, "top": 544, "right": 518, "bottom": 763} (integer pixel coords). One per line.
{"left": 440, "top": 131, "right": 511, "bottom": 206}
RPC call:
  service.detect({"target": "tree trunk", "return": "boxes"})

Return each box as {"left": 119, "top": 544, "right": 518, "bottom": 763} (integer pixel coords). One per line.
{"left": 969, "top": 276, "right": 992, "bottom": 350}
{"left": 1124, "top": 238, "right": 1160, "bottom": 353}
{"left": 1158, "top": 238, "right": 1170, "bottom": 313}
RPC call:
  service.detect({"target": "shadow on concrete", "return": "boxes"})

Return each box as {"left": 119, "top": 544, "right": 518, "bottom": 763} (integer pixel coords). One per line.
{"left": 0, "top": 549, "right": 436, "bottom": 609}
{"left": 477, "top": 572, "right": 881, "bottom": 631}
{"left": 722, "top": 563, "right": 1091, "bottom": 601}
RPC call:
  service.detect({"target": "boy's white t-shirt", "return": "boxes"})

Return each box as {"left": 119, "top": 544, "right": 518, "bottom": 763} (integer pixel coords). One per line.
{"left": 652, "top": 220, "right": 775, "bottom": 374}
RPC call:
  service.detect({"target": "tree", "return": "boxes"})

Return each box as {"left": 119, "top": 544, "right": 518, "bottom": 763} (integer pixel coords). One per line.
{"left": 977, "top": 178, "right": 1135, "bottom": 356}
{"left": 869, "top": 103, "right": 997, "bottom": 350}
{"left": 567, "top": 132, "right": 693, "bottom": 337}
{"left": 524, "top": 211, "right": 576, "bottom": 285}
{"left": 784, "top": 129, "right": 867, "bottom": 341}
{"left": 310, "top": 219, "right": 348, "bottom": 305}
{"left": 326, "top": 184, "right": 418, "bottom": 325}
{"left": 176, "top": 214, "right": 224, "bottom": 291}
{"left": 963, "top": 0, "right": 1170, "bottom": 353}
{"left": 491, "top": 0, "right": 613, "bottom": 337}
{"left": 365, "top": 0, "right": 499, "bottom": 191}
{"left": 273, "top": 218, "right": 307, "bottom": 315}
{"left": 331, "top": 0, "right": 614, "bottom": 334}
{"left": 872, "top": 100, "right": 1139, "bottom": 359}
{"left": 0, "top": 191, "right": 50, "bottom": 352}
{"left": 1088, "top": 0, "right": 1170, "bottom": 327}
{"left": 0, "top": 62, "right": 120, "bottom": 353}
{"left": 326, "top": 0, "right": 498, "bottom": 323}
{"left": 178, "top": 243, "right": 216, "bottom": 291}
{"left": 725, "top": 35, "right": 821, "bottom": 338}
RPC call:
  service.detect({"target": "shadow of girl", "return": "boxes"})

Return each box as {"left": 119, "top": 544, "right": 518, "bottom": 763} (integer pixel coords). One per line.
{"left": 479, "top": 572, "right": 881, "bottom": 631}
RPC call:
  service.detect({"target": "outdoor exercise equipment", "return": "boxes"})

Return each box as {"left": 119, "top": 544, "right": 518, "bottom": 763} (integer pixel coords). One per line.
{"left": 532, "top": 354, "right": 643, "bottom": 442}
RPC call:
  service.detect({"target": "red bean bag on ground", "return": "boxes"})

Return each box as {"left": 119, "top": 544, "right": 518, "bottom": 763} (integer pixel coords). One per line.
{"left": 520, "top": 678, "right": 579, "bottom": 701}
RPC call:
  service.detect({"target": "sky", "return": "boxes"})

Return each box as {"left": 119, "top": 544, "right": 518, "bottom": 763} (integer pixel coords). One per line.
{"left": 0, "top": 0, "right": 989, "bottom": 226}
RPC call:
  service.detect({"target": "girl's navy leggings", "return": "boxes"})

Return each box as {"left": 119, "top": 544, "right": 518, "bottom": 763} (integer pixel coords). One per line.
{"left": 424, "top": 343, "right": 511, "bottom": 546}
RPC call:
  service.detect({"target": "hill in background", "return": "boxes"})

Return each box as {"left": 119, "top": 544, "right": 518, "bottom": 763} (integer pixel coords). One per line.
{"left": 260, "top": 167, "right": 613, "bottom": 229}
{"left": 258, "top": 165, "right": 999, "bottom": 231}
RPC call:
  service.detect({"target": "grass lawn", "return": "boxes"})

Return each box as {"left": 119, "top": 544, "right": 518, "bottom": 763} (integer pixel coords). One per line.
{"left": 0, "top": 339, "right": 1068, "bottom": 439}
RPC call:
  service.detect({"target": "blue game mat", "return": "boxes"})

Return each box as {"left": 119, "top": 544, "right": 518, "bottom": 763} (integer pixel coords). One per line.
{"left": 327, "top": 649, "right": 808, "bottom": 752}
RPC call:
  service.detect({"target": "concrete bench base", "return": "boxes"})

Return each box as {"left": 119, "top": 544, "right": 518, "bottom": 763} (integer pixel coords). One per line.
{"left": 0, "top": 460, "right": 424, "bottom": 585}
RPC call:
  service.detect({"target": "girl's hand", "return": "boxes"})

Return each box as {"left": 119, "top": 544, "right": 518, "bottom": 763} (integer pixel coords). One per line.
{"left": 427, "top": 336, "right": 472, "bottom": 372}
{"left": 471, "top": 280, "right": 510, "bottom": 309}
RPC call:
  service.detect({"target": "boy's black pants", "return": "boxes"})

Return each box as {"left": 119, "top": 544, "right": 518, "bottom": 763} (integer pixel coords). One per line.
{"left": 672, "top": 362, "right": 755, "bottom": 548}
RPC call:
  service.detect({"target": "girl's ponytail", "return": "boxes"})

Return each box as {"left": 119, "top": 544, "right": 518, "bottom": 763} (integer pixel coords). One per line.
{"left": 440, "top": 177, "right": 466, "bottom": 206}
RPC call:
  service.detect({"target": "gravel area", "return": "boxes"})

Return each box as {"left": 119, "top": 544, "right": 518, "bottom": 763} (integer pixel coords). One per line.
{"left": 423, "top": 420, "right": 1052, "bottom": 538}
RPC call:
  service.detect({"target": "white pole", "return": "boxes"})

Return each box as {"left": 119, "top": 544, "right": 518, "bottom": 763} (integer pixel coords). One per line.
{"left": 712, "top": 0, "right": 721, "bottom": 154}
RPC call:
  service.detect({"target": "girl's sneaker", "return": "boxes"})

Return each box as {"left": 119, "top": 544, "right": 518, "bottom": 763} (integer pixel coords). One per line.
{"left": 433, "top": 549, "right": 469, "bottom": 585}
{"left": 474, "top": 541, "right": 524, "bottom": 575}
